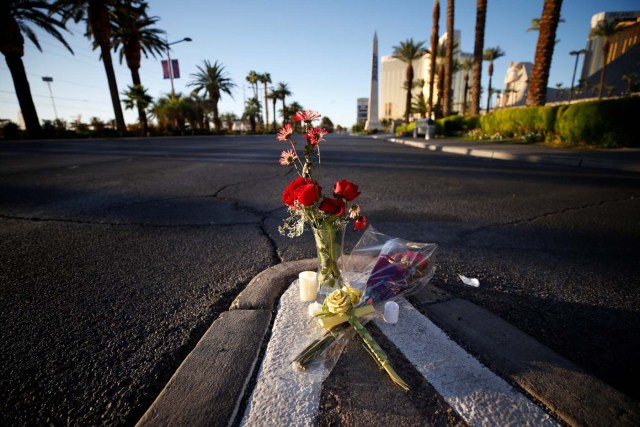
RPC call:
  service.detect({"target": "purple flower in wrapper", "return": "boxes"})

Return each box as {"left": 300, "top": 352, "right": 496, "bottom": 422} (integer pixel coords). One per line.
{"left": 357, "top": 238, "right": 437, "bottom": 306}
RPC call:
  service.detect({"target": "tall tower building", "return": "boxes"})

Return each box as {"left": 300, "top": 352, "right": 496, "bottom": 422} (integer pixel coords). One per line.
{"left": 365, "top": 32, "right": 381, "bottom": 130}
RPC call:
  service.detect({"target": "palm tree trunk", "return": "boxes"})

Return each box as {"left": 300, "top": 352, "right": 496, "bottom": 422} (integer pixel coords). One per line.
{"left": 272, "top": 98, "right": 277, "bottom": 129}
{"left": 443, "top": 0, "right": 455, "bottom": 117}
{"left": 263, "top": 85, "right": 269, "bottom": 131}
{"left": 463, "top": 75, "right": 469, "bottom": 114}
{"left": 527, "top": 0, "right": 563, "bottom": 106}
{"left": 4, "top": 53, "right": 41, "bottom": 137}
{"left": 405, "top": 65, "right": 414, "bottom": 123}
{"left": 486, "top": 63, "right": 493, "bottom": 112}
{"left": 281, "top": 98, "right": 287, "bottom": 123}
{"left": 470, "top": 0, "right": 487, "bottom": 115}
{"left": 100, "top": 45, "right": 126, "bottom": 133}
{"left": 428, "top": 0, "right": 440, "bottom": 118}
{"left": 129, "top": 69, "right": 148, "bottom": 136}
{"left": 212, "top": 96, "right": 221, "bottom": 131}
{"left": 598, "top": 43, "right": 610, "bottom": 99}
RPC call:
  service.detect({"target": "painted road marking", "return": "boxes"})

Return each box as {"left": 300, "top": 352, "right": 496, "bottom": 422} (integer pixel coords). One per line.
{"left": 242, "top": 284, "right": 558, "bottom": 426}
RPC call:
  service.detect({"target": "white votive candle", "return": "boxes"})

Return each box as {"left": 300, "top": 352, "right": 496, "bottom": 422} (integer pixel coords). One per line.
{"left": 308, "top": 302, "right": 323, "bottom": 317}
{"left": 299, "top": 271, "right": 318, "bottom": 302}
{"left": 383, "top": 301, "right": 399, "bottom": 324}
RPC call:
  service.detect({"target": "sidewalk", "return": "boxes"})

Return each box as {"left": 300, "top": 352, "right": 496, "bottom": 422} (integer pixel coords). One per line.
{"left": 137, "top": 260, "right": 640, "bottom": 426}
{"left": 369, "top": 134, "right": 640, "bottom": 173}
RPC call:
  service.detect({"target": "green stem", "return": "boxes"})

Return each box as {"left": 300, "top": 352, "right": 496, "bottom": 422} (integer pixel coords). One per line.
{"left": 292, "top": 323, "right": 350, "bottom": 369}
{"left": 348, "top": 315, "right": 410, "bottom": 392}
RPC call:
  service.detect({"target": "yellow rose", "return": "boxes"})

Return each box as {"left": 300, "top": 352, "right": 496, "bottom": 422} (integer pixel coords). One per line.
{"left": 342, "top": 286, "right": 362, "bottom": 305}
{"left": 325, "top": 289, "right": 353, "bottom": 314}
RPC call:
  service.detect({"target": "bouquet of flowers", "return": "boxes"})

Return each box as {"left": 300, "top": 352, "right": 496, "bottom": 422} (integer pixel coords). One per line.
{"left": 277, "top": 111, "right": 368, "bottom": 290}
{"left": 293, "top": 227, "right": 438, "bottom": 391}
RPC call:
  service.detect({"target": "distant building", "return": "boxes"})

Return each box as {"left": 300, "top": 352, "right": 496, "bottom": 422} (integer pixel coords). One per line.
{"left": 580, "top": 11, "right": 640, "bottom": 96}
{"left": 356, "top": 98, "right": 368, "bottom": 125}
{"left": 498, "top": 61, "right": 560, "bottom": 107}
{"left": 380, "top": 31, "right": 468, "bottom": 121}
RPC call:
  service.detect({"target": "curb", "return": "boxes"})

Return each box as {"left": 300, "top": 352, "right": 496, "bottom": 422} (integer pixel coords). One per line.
{"left": 371, "top": 135, "right": 640, "bottom": 174}
{"left": 138, "top": 259, "right": 640, "bottom": 426}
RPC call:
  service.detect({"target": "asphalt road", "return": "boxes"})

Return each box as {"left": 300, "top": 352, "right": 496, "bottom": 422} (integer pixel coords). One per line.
{"left": 1, "top": 135, "right": 638, "bottom": 425}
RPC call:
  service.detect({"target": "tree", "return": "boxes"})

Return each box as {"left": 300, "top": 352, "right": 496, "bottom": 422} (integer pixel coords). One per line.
{"left": 242, "top": 97, "right": 261, "bottom": 133}
{"left": 268, "top": 86, "right": 279, "bottom": 130}
{"left": 622, "top": 72, "right": 637, "bottom": 95}
{"left": 459, "top": 56, "right": 474, "bottom": 114}
{"left": 590, "top": 19, "right": 620, "bottom": 99}
{"left": 470, "top": 0, "right": 487, "bottom": 115}
{"left": 442, "top": 0, "right": 455, "bottom": 117}
{"left": 412, "top": 92, "right": 428, "bottom": 118}
{"left": 220, "top": 112, "right": 238, "bottom": 131}
{"left": 189, "top": 92, "right": 209, "bottom": 130}
{"left": 392, "top": 38, "right": 428, "bottom": 123}
{"left": 259, "top": 72, "right": 271, "bottom": 131}
{"left": 276, "top": 81, "right": 292, "bottom": 123}
{"left": 320, "top": 116, "right": 334, "bottom": 133}
{"left": 188, "top": 60, "right": 236, "bottom": 131}
{"left": 483, "top": 46, "right": 505, "bottom": 112}
{"left": 287, "top": 101, "right": 303, "bottom": 131}
{"left": 110, "top": 0, "right": 165, "bottom": 130}
{"left": 246, "top": 70, "right": 259, "bottom": 98}
{"left": 1, "top": 0, "right": 73, "bottom": 137}
{"left": 122, "top": 84, "right": 152, "bottom": 135}
{"left": 427, "top": 0, "right": 440, "bottom": 118}
{"left": 151, "top": 93, "right": 195, "bottom": 132}
{"left": 527, "top": 0, "right": 564, "bottom": 106}
{"left": 55, "top": 0, "right": 127, "bottom": 133}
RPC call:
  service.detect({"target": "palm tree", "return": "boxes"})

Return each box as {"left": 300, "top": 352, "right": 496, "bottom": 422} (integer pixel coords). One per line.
{"left": 122, "top": 84, "right": 152, "bottom": 135}
{"left": 220, "top": 112, "right": 238, "bottom": 131}
{"left": 151, "top": 93, "right": 195, "bottom": 132}
{"left": 459, "top": 56, "right": 473, "bottom": 114}
{"left": 622, "top": 72, "right": 637, "bottom": 95}
{"left": 189, "top": 92, "right": 209, "bottom": 130}
{"left": 268, "top": 87, "right": 280, "bottom": 130}
{"left": 2, "top": 0, "right": 73, "bottom": 137}
{"left": 392, "top": 38, "right": 428, "bottom": 123}
{"left": 427, "top": 0, "right": 440, "bottom": 118}
{"left": 527, "top": 0, "right": 564, "bottom": 106}
{"left": 110, "top": 0, "right": 165, "bottom": 135}
{"left": 442, "top": 0, "right": 455, "bottom": 117}
{"left": 288, "top": 101, "right": 304, "bottom": 131}
{"left": 276, "top": 82, "right": 292, "bottom": 123}
{"left": 470, "top": 0, "right": 487, "bottom": 115}
{"left": 412, "top": 92, "right": 428, "bottom": 118}
{"left": 590, "top": 19, "right": 620, "bottom": 99}
{"left": 259, "top": 72, "right": 271, "bottom": 131}
{"left": 483, "top": 46, "right": 505, "bottom": 112}
{"left": 55, "top": 0, "right": 127, "bottom": 133}
{"left": 246, "top": 70, "right": 259, "bottom": 98}
{"left": 188, "top": 60, "right": 236, "bottom": 131}
{"left": 243, "top": 97, "right": 261, "bottom": 133}
{"left": 527, "top": 16, "right": 564, "bottom": 32}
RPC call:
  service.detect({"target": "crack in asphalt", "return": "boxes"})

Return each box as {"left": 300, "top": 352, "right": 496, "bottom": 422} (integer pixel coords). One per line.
{"left": 457, "top": 195, "right": 637, "bottom": 240}
{"left": 0, "top": 214, "right": 255, "bottom": 228}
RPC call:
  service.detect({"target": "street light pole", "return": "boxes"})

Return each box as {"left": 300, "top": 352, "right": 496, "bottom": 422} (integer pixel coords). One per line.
{"left": 42, "top": 76, "right": 58, "bottom": 120}
{"left": 165, "top": 37, "right": 192, "bottom": 98}
{"left": 569, "top": 49, "right": 587, "bottom": 103}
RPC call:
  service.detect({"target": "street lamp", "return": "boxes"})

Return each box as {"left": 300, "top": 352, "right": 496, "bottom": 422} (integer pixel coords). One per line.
{"left": 568, "top": 49, "right": 587, "bottom": 102}
{"left": 166, "top": 37, "right": 192, "bottom": 98}
{"left": 42, "top": 76, "right": 58, "bottom": 120}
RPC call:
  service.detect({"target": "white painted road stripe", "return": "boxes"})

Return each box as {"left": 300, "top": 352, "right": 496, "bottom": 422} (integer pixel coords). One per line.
{"left": 375, "top": 298, "right": 558, "bottom": 426}
{"left": 242, "top": 284, "right": 558, "bottom": 426}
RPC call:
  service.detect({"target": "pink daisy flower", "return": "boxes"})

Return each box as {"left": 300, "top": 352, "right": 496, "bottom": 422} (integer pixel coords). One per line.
{"left": 279, "top": 149, "right": 297, "bottom": 166}
{"left": 277, "top": 123, "right": 293, "bottom": 141}
{"left": 293, "top": 110, "right": 322, "bottom": 124}
{"left": 304, "top": 127, "right": 328, "bottom": 146}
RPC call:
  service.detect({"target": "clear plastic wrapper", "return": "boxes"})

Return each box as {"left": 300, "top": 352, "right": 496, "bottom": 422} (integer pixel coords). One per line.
{"left": 291, "top": 226, "right": 438, "bottom": 389}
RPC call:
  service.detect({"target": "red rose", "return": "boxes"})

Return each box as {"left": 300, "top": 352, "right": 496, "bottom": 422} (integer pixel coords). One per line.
{"left": 282, "top": 177, "right": 307, "bottom": 207}
{"left": 354, "top": 215, "right": 368, "bottom": 231}
{"left": 318, "top": 197, "right": 345, "bottom": 216}
{"left": 295, "top": 183, "right": 320, "bottom": 206}
{"left": 334, "top": 179, "right": 360, "bottom": 201}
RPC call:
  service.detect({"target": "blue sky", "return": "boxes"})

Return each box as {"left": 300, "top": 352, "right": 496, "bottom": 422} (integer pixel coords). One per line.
{"left": 1, "top": 0, "right": 638, "bottom": 128}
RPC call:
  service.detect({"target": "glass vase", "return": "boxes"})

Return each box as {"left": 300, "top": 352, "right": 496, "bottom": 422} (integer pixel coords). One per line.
{"left": 312, "top": 223, "right": 346, "bottom": 296}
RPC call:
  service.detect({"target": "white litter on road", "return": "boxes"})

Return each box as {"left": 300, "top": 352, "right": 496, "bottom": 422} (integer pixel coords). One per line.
{"left": 242, "top": 284, "right": 557, "bottom": 426}
{"left": 375, "top": 298, "right": 557, "bottom": 426}
{"left": 459, "top": 275, "right": 480, "bottom": 287}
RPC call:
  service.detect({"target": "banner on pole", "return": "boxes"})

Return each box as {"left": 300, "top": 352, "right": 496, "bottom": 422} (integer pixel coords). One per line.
{"left": 161, "top": 59, "right": 181, "bottom": 79}
{"left": 171, "top": 59, "right": 180, "bottom": 79}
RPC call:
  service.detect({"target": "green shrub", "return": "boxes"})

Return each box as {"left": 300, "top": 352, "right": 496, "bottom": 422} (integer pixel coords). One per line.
{"left": 555, "top": 97, "right": 639, "bottom": 147}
